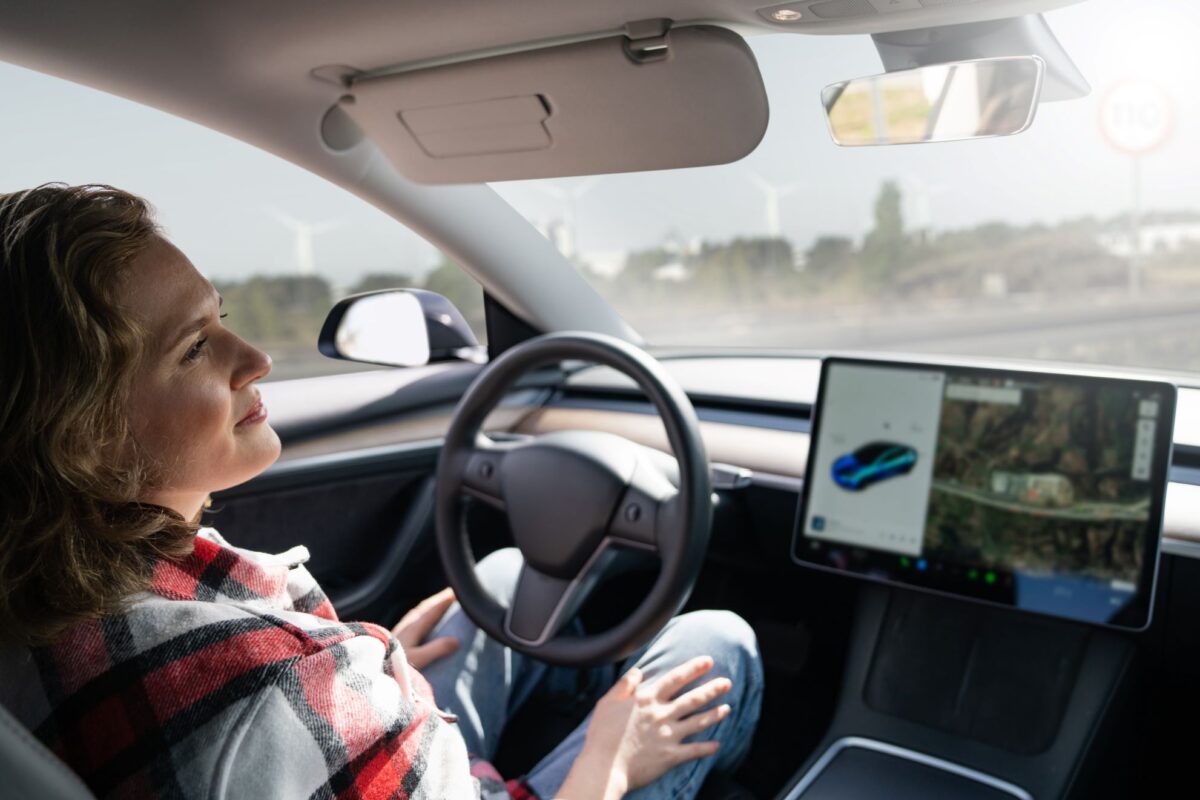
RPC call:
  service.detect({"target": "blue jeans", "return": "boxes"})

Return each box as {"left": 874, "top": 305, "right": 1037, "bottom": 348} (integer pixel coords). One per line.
{"left": 423, "top": 548, "right": 763, "bottom": 800}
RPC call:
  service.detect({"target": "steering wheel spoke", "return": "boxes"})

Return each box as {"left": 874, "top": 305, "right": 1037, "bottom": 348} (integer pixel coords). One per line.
{"left": 460, "top": 436, "right": 520, "bottom": 510}
{"left": 608, "top": 453, "right": 680, "bottom": 552}
{"left": 505, "top": 556, "right": 610, "bottom": 646}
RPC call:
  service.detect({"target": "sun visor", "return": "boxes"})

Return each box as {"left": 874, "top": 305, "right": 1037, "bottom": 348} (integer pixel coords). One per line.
{"left": 340, "top": 24, "right": 769, "bottom": 184}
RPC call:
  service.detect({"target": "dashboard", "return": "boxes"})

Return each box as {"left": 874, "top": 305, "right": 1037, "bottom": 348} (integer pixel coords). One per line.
{"left": 540, "top": 353, "right": 1200, "bottom": 552}
{"left": 265, "top": 351, "right": 1200, "bottom": 567}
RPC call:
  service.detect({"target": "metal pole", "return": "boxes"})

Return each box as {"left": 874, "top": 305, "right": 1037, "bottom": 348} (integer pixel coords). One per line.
{"left": 1129, "top": 155, "right": 1142, "bottom": 297}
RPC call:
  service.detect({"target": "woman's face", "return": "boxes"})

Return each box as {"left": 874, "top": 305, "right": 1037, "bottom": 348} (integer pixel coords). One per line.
{"left": 122, "top": 236, "right": 280, "bottom": 518}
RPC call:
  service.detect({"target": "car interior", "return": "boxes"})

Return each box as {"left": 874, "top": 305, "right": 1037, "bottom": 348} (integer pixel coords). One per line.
{"left": 3, "top": 0, "right": 1200, "bottom": 798}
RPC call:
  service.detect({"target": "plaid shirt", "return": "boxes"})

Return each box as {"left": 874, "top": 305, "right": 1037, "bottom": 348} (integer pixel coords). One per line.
{"left": 0, "top": 529, "right": 538, "bottom": 800}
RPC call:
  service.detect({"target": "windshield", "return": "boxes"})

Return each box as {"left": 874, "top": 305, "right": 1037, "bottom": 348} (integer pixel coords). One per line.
{"left": 492, "top": 0, "right": 1200, "bottom": 375}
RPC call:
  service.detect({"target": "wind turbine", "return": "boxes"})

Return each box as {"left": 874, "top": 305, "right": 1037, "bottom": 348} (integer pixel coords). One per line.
{"left": 531, "top": 175, "right": 601, "bottom": 259}
{"left": 747, "top": 172, "right": 798, "bottom": 239}
{"left": 264, "top": 206, "right": 343, "bottom": 276}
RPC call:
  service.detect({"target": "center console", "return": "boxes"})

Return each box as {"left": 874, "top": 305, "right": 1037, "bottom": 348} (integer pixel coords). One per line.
{"left": 777, "top": 584, "right": 1139, "bottom": 799}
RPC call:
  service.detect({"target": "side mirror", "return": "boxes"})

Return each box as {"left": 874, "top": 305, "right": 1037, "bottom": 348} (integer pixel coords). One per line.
{"left": 822, "top": 55, "right": 1044, "bottom": 146}
{"left": 318, "top": 289, "right": 483, "bottom": 367}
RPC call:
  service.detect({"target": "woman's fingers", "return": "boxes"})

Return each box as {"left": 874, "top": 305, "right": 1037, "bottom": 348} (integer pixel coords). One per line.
{"left": 668, "top": 676, "right": 733, "bottom": 718}
{"left": 414, "top": 587, "right": 456, "bottom": 625}
{"left": 669, "top": 739, "right": 721, "bottom": 767}
{"left": 651, "top": 656, "right": 714, "bottom": 701}
{"left": 412, "top": 635, "right": 459, "bottom": 660}
{"left": 610, "top": 666, "right": 644, "bottom": 699}
{"left": 393, "top": 587, "right": 456, "bottom": 643}
{"left": 407, "top": 635, "right": 460, "bottom": 669}
{"left": 676, "top": 703, "right": 731, "bottom": 738}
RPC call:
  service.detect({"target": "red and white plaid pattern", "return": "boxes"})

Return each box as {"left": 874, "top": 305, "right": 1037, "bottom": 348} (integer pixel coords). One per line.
{"left": 0, "top": 529, "right": 538, "bottom": 800}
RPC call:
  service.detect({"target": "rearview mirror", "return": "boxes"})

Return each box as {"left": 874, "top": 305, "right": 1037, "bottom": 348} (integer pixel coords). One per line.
{"left": 822, "top": 56, "right": 1044, "bottom": 146}
{"left": 318, "top": 289, "right": 482, "bottom": 367}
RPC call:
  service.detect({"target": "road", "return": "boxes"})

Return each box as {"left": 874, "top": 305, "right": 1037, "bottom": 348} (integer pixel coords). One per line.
{"left": 636, "top": 290, "right": 1200, "bottom": 373}
{"left": 931, "top": 479, "right": 1150, "bottom": 522}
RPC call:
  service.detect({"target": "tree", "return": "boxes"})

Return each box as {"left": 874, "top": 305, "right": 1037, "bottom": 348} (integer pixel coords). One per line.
{"left": 622, "top": 247, "right": 675, "bottom": 283}
{"left": 349, "top": 272, "right": 416, "bottom": 294}
{"left": 803, "top": 236, "right": 854, "bottom": 274}
{"left": 214, "top": 275, "right": 332, "bottom": 344}
{"left": 861, "top": 180, "right": 908, "bottom": 289}
{"left": 689, "top": 237, "right": 794, "bottom": 303}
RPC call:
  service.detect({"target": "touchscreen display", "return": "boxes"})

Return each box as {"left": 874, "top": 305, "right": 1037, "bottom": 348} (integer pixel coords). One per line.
{"left": 793, "top": 358, "right": 1176, "bottom": 628}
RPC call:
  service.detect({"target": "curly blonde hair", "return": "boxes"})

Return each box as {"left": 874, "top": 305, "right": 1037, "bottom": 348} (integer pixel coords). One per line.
{"left": 0, "top": 184, "right": 198, "bottom": 645}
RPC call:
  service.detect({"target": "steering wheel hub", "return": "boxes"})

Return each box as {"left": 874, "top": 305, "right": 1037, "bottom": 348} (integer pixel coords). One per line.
{"left": 501, "top": 431, "right": 637, "bottom": 578}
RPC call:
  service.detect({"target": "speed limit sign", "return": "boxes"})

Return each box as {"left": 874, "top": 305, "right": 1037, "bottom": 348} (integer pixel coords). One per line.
{"left": 1098, "top": 80, "right": 1174, "bottom": 156}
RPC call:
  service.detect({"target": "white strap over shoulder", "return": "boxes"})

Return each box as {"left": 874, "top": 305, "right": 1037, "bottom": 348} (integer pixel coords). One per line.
{"left": 198, "top": 527, "right": 311, "bottom": 569}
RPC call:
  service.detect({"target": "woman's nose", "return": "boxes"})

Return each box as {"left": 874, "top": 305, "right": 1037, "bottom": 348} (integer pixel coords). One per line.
{"left": 232, "top": 339, "right": 272, "bottom": 388}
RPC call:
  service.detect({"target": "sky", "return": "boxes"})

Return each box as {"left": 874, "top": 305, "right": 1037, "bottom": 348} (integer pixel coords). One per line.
{"left": 1, "top": 0, "right": 1197, "bottom": 286}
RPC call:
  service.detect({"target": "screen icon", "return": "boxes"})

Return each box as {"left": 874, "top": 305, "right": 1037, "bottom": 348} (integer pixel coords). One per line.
{"left": 1132, "top": 419, "right": 1155, "bottom": 480}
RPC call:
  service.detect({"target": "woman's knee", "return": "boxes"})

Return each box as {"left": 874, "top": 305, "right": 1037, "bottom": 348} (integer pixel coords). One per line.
{"left": 668, "top": 610, "right": 761, "bottom": 686}
{"left": 656, "top": 610, "right": 762, "bottom": 771}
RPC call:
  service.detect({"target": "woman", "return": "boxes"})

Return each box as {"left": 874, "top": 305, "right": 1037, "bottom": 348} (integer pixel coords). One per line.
{"left": 0, "top": 184, "right": 762, "bottom": 799}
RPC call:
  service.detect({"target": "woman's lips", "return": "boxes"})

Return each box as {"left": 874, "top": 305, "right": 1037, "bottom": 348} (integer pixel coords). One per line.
{"left": 236, "top": 397, "right": 267, "bottom": 427}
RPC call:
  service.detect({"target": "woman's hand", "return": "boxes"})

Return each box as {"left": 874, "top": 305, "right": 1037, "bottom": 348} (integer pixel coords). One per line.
{"left": 557, "top": 656, "right": 733, "bottom": 799}
{"left": 390, "top": 587, "right": 460, "bottom": 671}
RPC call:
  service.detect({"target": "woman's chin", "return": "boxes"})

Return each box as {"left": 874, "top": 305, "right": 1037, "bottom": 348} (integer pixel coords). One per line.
{"left": 225, "top": 424, "right": 283, "bottom": 489}
{"left": 257, "top": 423, "right": 283, "bottom": 470}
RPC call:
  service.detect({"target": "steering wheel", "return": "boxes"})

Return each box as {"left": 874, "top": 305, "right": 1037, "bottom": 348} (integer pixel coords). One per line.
{"left": 434, "top": 332, "right": 712, "bottom": 667}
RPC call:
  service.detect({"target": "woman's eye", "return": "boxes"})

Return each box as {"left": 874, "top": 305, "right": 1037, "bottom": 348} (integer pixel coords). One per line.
{"left": 185, "top": 336, "right": 209, "bottom": 362}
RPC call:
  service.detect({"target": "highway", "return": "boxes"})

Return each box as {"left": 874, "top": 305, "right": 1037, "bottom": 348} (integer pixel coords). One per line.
{"left": 638, "top": 290, "right": 1200, "bottom": 373}
{"left": 930, "top": 479, "right": 1150, "bottom": 522}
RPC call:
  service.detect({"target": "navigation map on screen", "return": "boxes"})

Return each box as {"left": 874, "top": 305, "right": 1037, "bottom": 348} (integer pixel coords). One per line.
{"left": 795, "top": 359, "right": 1175, "bottom": 628}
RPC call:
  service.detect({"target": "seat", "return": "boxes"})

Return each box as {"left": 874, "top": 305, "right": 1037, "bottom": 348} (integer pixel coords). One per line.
{"left": 0, "top": 702, "right": 95, "bottom": 800}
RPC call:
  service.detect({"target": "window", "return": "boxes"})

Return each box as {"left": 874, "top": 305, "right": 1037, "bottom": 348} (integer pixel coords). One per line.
{"left": 0, "top": 63, "right": 485, "bottom": 380}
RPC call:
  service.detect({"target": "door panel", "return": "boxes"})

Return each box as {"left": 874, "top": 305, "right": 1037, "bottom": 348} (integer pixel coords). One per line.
{"left": 206, "top": 451, "right": 437, "bottom": 619}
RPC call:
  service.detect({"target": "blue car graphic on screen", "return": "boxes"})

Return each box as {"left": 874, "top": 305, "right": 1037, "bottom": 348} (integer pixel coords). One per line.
{"left": 832, "top": 442, "right": 918, "bottom": 491}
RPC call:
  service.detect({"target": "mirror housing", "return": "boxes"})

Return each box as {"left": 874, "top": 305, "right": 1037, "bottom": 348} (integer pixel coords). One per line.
{"left": 319, "top": 289, "right": 483, "bottom": 367}
{"left": 871, "top": 14, "right": 1088, "bottom": 104}
{"left": 823, "top": 55, "right": 1044, "bottom": 147}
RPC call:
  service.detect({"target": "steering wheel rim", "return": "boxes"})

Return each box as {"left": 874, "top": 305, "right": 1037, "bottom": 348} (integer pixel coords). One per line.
{"left": 434, "top": 332, "right": 712, "bottom": 667}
